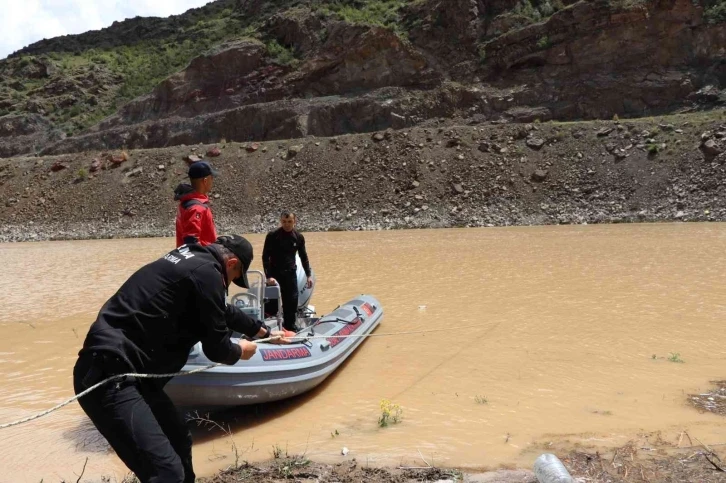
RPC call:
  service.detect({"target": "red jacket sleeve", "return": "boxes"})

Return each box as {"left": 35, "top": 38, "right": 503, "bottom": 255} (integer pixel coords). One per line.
{"left": 179, "top": 205, "right": 216, "bottom": 246}
{"left": 200, "top": 207, "right": 218, "bottom": 246}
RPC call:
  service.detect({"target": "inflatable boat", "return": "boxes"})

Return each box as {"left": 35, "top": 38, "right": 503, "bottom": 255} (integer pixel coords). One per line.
{"left": 164, "top": 259, "right": 383, "bottom": 410}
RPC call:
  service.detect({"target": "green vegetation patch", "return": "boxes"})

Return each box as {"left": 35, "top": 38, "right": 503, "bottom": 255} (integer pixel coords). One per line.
{"left": 312, "top": 0, "right": 409, "bottom": 33}
{"left": 0, "top": 8, "right": 256, "bottom": 132}
{"left": 702, "top": 0, "right": 726, "bottom": 24}
{"left": 511, "top": 0, "right": 565, "bottom": 23}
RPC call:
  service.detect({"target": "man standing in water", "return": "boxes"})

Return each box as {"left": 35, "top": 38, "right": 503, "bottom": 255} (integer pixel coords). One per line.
{"left": 73, "top": 235, "right": 289, "bottom": 483}
{"left": 262, "top": 211, "right": 313, "bottom": 332}
{"left": 174, "top": 160, "right": 218, "bottom": 246}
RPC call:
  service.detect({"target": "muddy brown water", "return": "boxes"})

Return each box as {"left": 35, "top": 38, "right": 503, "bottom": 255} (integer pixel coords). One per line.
{"left": 1, "top": 224, "right": 726, "bottom": 482}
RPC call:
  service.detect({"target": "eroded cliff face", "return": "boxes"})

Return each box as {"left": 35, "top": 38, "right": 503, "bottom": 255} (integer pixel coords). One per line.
{"left": 2, "top": 0, "right": 725, "bottom": 157}
{"left": 480, "top": 0, "right": 726, "bottom": 117}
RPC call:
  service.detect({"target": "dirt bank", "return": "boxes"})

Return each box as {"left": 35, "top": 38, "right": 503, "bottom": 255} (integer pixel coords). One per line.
{"left": 160, "top": 434, "right": 726, "bottom": 482}
{"left": 1, "top": 111, "right": 725, "bottom": 242}
{"left": 96, "top": 436, "right": 726, "bottom": 482}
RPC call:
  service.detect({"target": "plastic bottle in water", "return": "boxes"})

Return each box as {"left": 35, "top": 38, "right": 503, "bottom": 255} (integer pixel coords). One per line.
{"left": 533, "top": 453, "right": 575, "bottom": 483}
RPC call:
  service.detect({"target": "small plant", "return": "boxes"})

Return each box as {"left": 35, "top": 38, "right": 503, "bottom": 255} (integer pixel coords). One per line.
{"left": 478, "top": 44, "right": 487, "bottom": 64}
{"left": 536, "top": 36, "right": 551, "bottom": 49}
{"left": 266, "top": 39, "right": 295, "bottom": 65}
{"left": 647, "top": 143, "right": 659, "bottom": 155}
{"left": 77, "top": 168, "right": 88, "bottom": 180}
{"left": 652, "top": 354, "right": 657, "bottom": 359}
{"left": 276, "top": 456, "right": 311, "bottom": 479}
{"left": 331, "top": 429, "right": 340, "bottom": 438}
{"left": 318, "top": 28, "right": 329, "bottom": 43}
{"left": 378, "top": 399, "right": 403, "bottom": 427}
{"left": 271, "top": 443, "right": 287, "bottom": 459}
{"left": 474, "top": 395, "right": 488, "bottom": 404}
{"left": 186, "top": 412, "right": 245, "bottom": 470}
{"left": 668, "top": 352, "right": 685, "bottom": 363}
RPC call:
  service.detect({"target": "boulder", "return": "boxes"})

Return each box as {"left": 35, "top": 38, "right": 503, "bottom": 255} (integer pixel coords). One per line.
{"left": 531, "top": 169, "right": 548, "bottom": 182}
{"left": 526, "top": 137, "right": 545, "bottom": 150}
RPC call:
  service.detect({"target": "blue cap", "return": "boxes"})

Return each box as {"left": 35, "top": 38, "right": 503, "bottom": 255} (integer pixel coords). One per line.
{"left": 188, "top": 161, "right": 218, "bottom": 179}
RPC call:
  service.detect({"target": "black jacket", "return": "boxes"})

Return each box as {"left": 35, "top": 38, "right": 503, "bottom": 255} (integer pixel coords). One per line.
{"left": 78, "top": 243, "right": 263, "bottom": 377}
{"left": 262, "top": 228, "right": 311, "bottom": 277}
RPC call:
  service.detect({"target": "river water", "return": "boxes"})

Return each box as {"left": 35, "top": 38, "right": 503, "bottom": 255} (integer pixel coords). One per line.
{"left": 1, "top": 224, "right": 725, "bottom": 482}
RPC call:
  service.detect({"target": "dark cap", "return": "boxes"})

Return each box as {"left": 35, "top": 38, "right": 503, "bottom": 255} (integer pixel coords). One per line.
{"left": 188, "top": 161, "right": 218, "bottom": 180}
{"left": 216, "top": 235, "right": 253, "bottom": 288}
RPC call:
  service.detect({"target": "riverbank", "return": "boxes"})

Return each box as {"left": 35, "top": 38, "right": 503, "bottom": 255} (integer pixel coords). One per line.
{"left": 117, "top": 377, "right": 726, "bottom": 482}
{"left": 190, "top": 435, "right": 726, "bottom": 482}
{"left": 1, "top": 112, "right": 725, "bottom": 243}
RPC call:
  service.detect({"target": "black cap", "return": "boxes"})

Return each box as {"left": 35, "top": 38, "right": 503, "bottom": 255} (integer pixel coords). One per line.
{"left": 188, "top": 161, "right": 218, "bottom": 179}
{"left": 216, "top": 235, "right": 253, "bottom": 288}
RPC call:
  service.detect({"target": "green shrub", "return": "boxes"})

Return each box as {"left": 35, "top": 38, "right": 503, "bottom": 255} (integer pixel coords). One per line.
{"left": 512, "top": 0, "right": 565, "bottom": 22}
{"left": 314, "top": 0, "right": 408, "bottom": 32}
{"left": 704, "top": 1, "right": 726, "bottom": 24}
{"left": 668, "top": 352, "right": 685, "bottom": 363}
{"left": 266, "top": 39, "right": 295, "bottom": 65}
{"left": 378, "top": 399, "right": 403, "bottom": 427}
{"left": 536, "top": 36, "right": 551, "bottom": 49}
{"left": 478, "top": 44, "right": 487, "bottom": 63}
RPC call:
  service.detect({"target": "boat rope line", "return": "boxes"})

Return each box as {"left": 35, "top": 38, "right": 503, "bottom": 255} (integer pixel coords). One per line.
{"left": 0, "top": 323, "right": 490, "bottom": 430}
{"left": 389, "top": 321, "right": 502, "bottom": 401}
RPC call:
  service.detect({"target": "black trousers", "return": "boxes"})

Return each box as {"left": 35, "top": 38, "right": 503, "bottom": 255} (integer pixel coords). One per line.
{"left": 270, "top": 270, "right": 299, "bottom": 330}
{"left": 73, "top": 351, "right": 194, "bottom": 483}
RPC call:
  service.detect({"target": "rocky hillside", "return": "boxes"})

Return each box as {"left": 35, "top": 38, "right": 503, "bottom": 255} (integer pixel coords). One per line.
{"left": 1, "top": 111, "right": 724, "bottom": 242}
{"left": 1, "top": 0, "right": 725, "bottom": 158}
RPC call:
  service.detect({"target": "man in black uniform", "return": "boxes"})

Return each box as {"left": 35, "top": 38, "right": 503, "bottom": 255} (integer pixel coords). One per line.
{"left": 262, "top": 211, "right": 313, "bottom": 332}
{"left": 73, "top": 235, "right": 289, "bottom": 483}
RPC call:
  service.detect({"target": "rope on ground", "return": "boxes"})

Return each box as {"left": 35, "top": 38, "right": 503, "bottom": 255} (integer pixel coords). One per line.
{"left": 0, "top": 324, "right": 489, "bottom": 430}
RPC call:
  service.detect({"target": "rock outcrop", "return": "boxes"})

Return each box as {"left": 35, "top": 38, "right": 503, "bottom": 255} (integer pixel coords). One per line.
{"left": 1, "top": 0, "right": 725, "bottom": 157}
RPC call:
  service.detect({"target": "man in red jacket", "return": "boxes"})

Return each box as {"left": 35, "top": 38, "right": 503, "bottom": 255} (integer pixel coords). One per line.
{"left": 174, "top": 161, "right": 218, "bottom": 247}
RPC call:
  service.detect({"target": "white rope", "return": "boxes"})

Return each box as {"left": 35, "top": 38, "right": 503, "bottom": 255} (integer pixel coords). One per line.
{"left": 0, "top": 324, "right": 485, "bottom": 430}
{"left": 0, "top": 363, "right": 222, "bottom": 430}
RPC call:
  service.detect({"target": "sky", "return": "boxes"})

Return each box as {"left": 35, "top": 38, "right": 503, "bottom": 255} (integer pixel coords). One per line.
{"left": 0, "top": 0, "right": 213, "bottom": 59}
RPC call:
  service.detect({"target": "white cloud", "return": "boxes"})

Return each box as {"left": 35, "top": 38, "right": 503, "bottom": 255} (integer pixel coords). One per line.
{"left": 0, "top": 0, "right": 213, "bottom": 59}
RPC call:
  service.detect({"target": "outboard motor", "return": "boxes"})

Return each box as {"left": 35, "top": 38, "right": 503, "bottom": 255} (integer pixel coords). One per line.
{"left": 295, "top": 253, "right": 315, "bottom": 311}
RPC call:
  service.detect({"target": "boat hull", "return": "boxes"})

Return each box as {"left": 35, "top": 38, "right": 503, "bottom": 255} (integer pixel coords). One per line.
{"left": 164, "top": 295, "right": 382, "bottom": 410}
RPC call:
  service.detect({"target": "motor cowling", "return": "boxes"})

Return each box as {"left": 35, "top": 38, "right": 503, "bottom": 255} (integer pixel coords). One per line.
{"left": 295, "top": 253, "right": 315, "bottom": 309}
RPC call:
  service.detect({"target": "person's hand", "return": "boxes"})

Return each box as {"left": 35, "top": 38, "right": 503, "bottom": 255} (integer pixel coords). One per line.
{"left": 266, "top": 277, "right": 278, "bottom": 286}
{"left": 306, "top": 276, "right": 313, "bottom": 289}
{"left": 238, "top": 340, "right": 257, "bottom": 360}
{"left": 269, "top": 330, "right": 292, "bottom": 344}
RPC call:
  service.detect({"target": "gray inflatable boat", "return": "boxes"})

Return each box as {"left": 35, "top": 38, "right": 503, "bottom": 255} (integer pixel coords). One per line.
{"left": 164, "top": 264, "right": 383, "bottom": 410}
